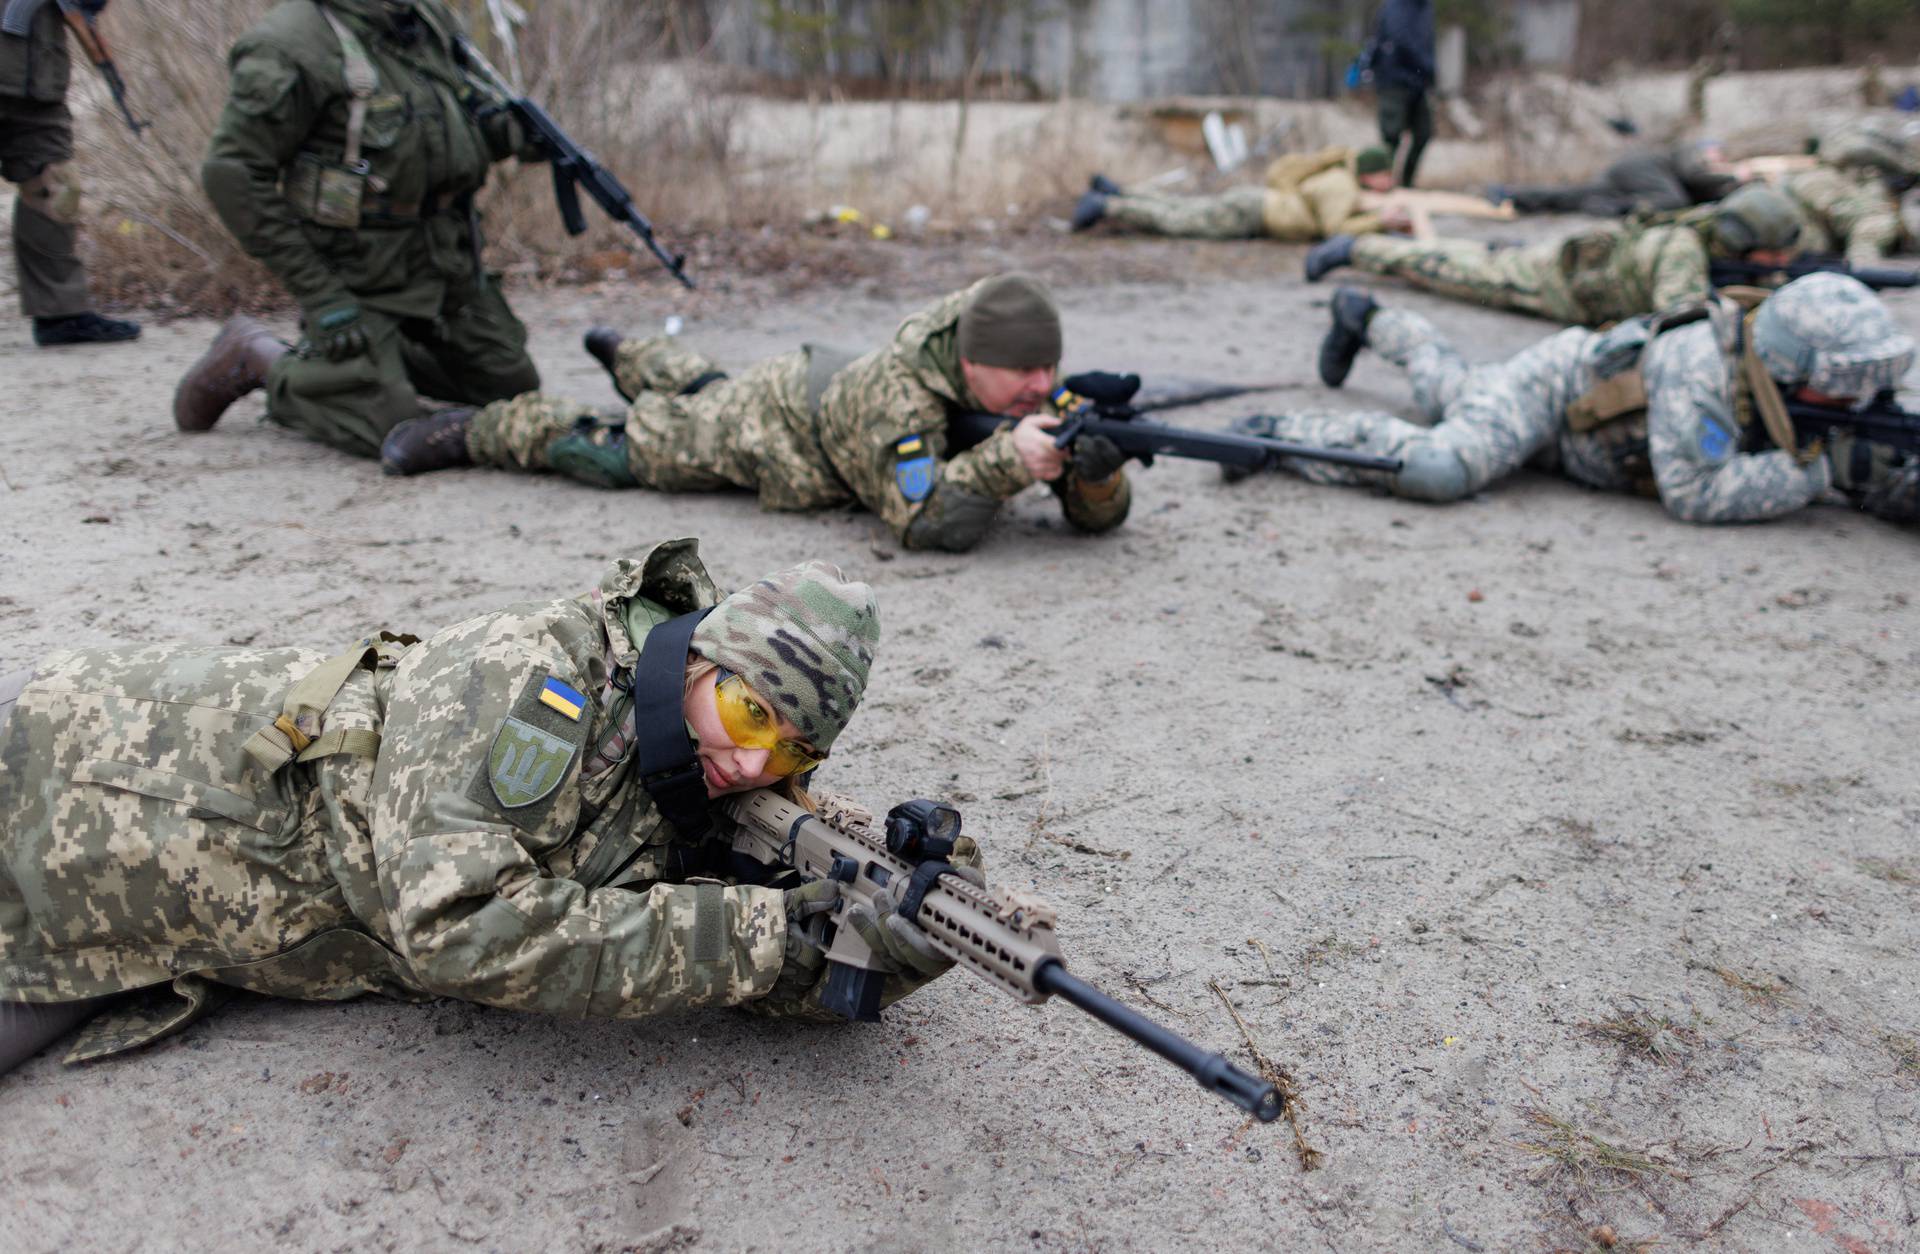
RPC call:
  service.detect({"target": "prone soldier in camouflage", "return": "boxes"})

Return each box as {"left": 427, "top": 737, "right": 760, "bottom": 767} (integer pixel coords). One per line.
{"left": 1067, "top": 146, "right": 1401, "bottom": 242}
{"left": 169, "top": 0, "right": 541, "bottom": 457}
{"left": 1303, "top": 183, "right": 1805, "bottom": 327}
{"left": 0, "top": 538, "right": 969, "bottom": 1071}
{"left": 0, "top": 0, "right": 140, "bottom": 346}
{"left": 379, "top": 273, "right": 1133, "bottom": 552}
{"left": 1494, "top": 140, "right": 1740, "bottom": 218}
{"left": 1779, "top": 114, "right": 1919, "bottom": 268}
{"left": 1239, "top": 273, "right": 1917, "bottom": 525}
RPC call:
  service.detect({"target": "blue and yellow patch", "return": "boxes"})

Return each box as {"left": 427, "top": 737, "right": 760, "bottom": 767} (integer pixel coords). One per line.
{"left": 539, "top": 676, "right": 585, "bottom": 721}
{"left": 894, "top": 435, "right": 935, "bottom": 502}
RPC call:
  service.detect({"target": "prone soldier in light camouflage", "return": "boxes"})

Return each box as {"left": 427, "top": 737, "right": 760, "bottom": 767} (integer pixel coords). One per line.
{"left": 1236, "top": 273, "right": 1918, "bottom": 525}
{"left": 0, "top": 539, "right": 981, "bottom": 1073}
{"left": 379, "top": 273, "right": 1132, "bottom": 552}
{"left": 1303, "top": 183, "right": 1805, "bottom": 327}
{"left": 1067, "top": 146, "right": 1401, "bottom": 241}
{"left": 1779, "top": 114, "right": 1919, "bottom": 267}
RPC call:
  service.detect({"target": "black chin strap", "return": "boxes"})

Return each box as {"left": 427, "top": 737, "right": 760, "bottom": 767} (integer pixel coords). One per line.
{"left": 630, "top": 608, "right": 714, "bottom": 840}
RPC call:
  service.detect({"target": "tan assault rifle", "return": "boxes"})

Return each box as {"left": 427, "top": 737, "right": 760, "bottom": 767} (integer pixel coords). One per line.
{"left": 721, "top": 789, "right": 1284, "bottom": 1122}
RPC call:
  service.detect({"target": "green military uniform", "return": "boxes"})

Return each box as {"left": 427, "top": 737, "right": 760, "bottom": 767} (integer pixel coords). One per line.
{"left": 0, "top": 540, "right": 889, "bottom": 1063}
{"left": 1348, "top": 219, "right": 1716, "bottom": 327}
{"left": 1101, "top": 147, "right": 1386, "bottom": 243}
{"left": 1784, "top": 165, "right": 1903, "bottom": 267}
{"left": 200, "top": 0, "right": 538, "bottom": 456}
{"left": 465, "top": 280, "right": 1133, "bottom": 551}
{"left": 1, "top": 0, "right": 93, "bottom": 319}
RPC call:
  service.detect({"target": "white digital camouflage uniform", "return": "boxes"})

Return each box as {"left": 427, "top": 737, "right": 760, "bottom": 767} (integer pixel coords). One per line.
{"left": 0, "top": 539, "right": 877, "bottom": 1061}
{"left": 1262, "top": 283, "right": 1907, "bottom": 523}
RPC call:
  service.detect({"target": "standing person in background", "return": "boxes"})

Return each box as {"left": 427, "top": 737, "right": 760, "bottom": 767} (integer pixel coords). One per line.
{"left": 1367, "top": 0, "right": 1436, "bottom": 188}
{"left": 0, "top": 0, "right": 140, "bottom": 347}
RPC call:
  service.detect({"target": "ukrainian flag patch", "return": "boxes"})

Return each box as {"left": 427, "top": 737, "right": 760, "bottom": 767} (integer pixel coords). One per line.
{"left": 894, "top": 435, "right": 935, "bottom": 502}
{"left": 539, "top": 676, "right": 585, "bottom": 721}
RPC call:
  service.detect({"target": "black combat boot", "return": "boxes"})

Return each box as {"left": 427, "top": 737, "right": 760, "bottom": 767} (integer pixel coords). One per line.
{"left": 172, "top": 316, "right": 287, "bottom": 431}
{"left": 1088, "top": 173, "right": 1122, "bottom": 196}
{"left": 1303, "top": 233, "right": 1356, "bottom": 283}
{"left": 34, "top": 311, "right": 141, "bottom": 346}
{"left": 381, "top": 407, "right": 476, "bottom": 476}
{"left": 1070, "top": 190, "right": 1108, "bottom": 232}
{"left": 582, "top": 326, "right": 634, "bottom": 400}
{"left": 1317, "top": 288, "right": 1379, "bottom": 388}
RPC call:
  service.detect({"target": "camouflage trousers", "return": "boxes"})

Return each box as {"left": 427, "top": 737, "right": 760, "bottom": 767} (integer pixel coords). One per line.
{"left": 466, "top": 337, "right": 839, "bottom": 504}
{"left": 1105, "top": 186, "right": 1267, "bottom": 240}
{"left": 1266, "top": 307, "right": 1594, "bottom": 501}
{"left": 1351, "top": 235, "right": 1585, "bottom": 324}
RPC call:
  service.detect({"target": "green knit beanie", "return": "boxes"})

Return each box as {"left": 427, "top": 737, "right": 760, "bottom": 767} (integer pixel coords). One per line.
{"left": 957, "top": 273, "right": 1062, "bottom": 369}
{"left": 690, "top": 561, "right": 880, "bottom": 752}
{"left": 1355, "top": 145, "right": 1393, "bottom": 176}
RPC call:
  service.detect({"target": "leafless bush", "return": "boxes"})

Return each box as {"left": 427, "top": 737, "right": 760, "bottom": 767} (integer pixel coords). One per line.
{"left": 72, "top": 0, "right": 770, "bottom": 314}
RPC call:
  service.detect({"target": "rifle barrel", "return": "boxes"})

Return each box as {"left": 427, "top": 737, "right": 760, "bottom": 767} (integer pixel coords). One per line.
{"left": 1035, "top": 961, "right": 1284, "bottom": 1122}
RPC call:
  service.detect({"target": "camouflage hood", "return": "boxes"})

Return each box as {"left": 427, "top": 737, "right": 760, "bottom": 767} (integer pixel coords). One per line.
{"left": 591, "top": 538, "right": 726, "bottom": 676}
{"left": 690, "top": 561, "right": 880, "bottom": 753}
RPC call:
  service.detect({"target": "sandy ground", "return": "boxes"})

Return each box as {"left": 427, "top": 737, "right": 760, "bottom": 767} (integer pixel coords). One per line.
{"left": 2, "top": 225, "right": 1918, "bottom": 1254}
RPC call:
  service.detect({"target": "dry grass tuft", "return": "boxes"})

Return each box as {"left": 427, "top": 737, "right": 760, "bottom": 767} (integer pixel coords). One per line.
{"left": 1885, "top": 1031, "right": 1920, "bottom": 1081}
{"left": 1512, "top": 1101, "right": 1687, "bottom": 1188}
{"left": 1687, "top": 960, "right": 1792, "bottom": 1008}
{"left": 1858, "top": 858, "right": 1920, "bottom": 887}
{"left": 1581, "top": 1009, "right": 1702, "bottom": 1067}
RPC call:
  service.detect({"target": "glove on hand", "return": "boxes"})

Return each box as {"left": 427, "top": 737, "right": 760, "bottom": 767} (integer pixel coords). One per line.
{"left": 304, "top": 299, "right": 369, "bottom": 362}
{"left": 843, "top": 842, "right": 987, "bottom": 979}
{"left": 763, "top": 878, "right": 841, "bottom": 1003}
{"left": 1069, "top": 433, "right": 1127, "bottom": 482}
{"left": 1060, "top": 370, "right": 1142, "bottom": 406}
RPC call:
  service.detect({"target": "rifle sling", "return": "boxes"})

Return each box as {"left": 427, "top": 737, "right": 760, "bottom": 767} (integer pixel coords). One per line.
{"left": 316, "top": 4, "right": 378, "bottom": 171}
{"left": 629, "top": 608, "right": 715, "bottom": 842}
{"left": 1738, "top": 308, "right": 1820, "bottom": 463}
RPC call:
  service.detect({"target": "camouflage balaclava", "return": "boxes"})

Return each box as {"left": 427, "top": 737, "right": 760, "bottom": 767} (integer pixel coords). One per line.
{"left": 691, "top": 561, "right": 880, "bottom": 753}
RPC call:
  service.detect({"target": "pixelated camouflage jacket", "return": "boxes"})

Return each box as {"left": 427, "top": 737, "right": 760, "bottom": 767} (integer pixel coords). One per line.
{"left": 1555, "top": 219, "right": 1715, "bottom": 326}
{"left": 1784, "top": 165, "right": 1904, "bottom": 268}
{"left": 815, "top": 279, "right": 1130, "bottom": 544}
{"left": 1555, "top": 297, "right": 1829, "bottom": 522}
{"left": 0, "top": 539, "right": 786, "bottom": 1059}
{"left": 201, "top": 0, "right": 525, "bottom": 317}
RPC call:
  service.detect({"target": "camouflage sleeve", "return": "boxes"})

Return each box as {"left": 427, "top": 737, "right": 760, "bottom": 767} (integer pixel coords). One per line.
{"left": 1831, "top": 179, "right": 1901, "bottom": 267}
{"left": 370, "top": 606, "right": 784, "bottom": 1018}
{"left": 1643, "top": 322, "right": 1830, "bottom": 523}
{"left": 1646, "top": 228, "right": 1711, "bottom": 314}
{"left": 822, "top": 359, "right": 1037, "bottom": 546}
{"left": 199, "top": 45, "right": 352, "bottom": 311}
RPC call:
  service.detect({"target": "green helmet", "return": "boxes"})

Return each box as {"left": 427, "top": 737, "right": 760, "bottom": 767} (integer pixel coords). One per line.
{"left": 690, "top": 560, "right": 880, "bottom": 753}
{"left": 1711, "top": 184, "right": 1801, "bottom": 255}
{"left": 1752, "top": 273, "right": 1916, "bottom": 399}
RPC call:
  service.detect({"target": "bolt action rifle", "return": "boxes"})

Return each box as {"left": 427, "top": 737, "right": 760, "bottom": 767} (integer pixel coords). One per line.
{"left": 452, "top": 37, "right": 695, "bottom": 289}
{"left": 1786, "top": 389, "right": 1920, "bottom": 456}
{"left": 949, "top": 371, "right": 1404, "bottom": 475}
{"left": 0, "top": 0, "right": 146, "bottom": 135}
{"left": 720, "top": 789, "right": 1286, "bottom": 1123}
{"left": 1711, "top": 255, "right": 1919, "bottom": 291}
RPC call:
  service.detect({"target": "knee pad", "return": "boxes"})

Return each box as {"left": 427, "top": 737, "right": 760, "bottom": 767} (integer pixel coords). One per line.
{"left": 20, "top": 162, "right": 82, "bottom": 226}
{"left": 902, "top": 485, "right": 999, "bottom": 552}
{"left": 1393, "top": 444, "right": 1473, "bottom": 502}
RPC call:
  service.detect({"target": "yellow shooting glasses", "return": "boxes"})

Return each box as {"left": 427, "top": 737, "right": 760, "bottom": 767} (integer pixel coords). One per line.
{"left": 712, "top": 668, "right": 826, "bottom": 777}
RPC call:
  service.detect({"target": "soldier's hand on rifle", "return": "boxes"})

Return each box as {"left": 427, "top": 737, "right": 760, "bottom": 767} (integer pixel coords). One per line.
{"left": 844, "top": 855, "right": 985, "bottom": 978}
{"left": 762, "top": 879, "right": 843, "bottom": 1004}
{"left": 1011, "top": 413, "right": 1070, "bottom": 481}
{"left": 304, "top": 299, "right": 370, "bottom": 362}
{"left": 1069, "top": 433, "right": 1127, "bottom": 482}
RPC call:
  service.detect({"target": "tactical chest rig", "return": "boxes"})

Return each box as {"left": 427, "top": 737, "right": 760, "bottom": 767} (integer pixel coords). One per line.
{"left": 1563, "top": 288, "right": 1813, "bottom": 484}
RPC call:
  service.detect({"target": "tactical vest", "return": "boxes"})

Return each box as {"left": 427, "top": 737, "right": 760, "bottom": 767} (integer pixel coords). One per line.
{"left": 1564, "top": 288, "right": 1811, "bottom": 474}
